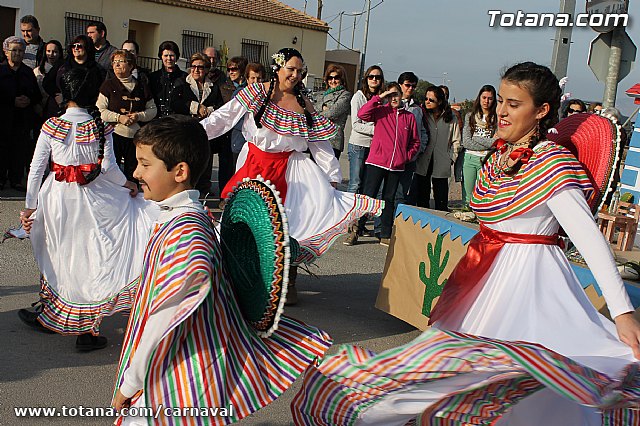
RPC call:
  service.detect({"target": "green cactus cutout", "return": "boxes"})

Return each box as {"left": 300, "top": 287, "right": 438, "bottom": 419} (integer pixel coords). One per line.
{"left": 419, "top": 233, "right": 450, "bottom": 317}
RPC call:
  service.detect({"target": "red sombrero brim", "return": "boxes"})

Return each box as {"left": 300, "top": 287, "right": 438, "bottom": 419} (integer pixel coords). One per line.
{"left": 547, "top": 113, "right": 622, "bottom": 213}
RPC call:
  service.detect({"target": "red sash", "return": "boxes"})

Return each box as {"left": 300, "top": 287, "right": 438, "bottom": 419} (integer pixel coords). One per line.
{"left": 51, "top": 162, "right": 98, "bottom": 185}
{"left": 221, "top": 143, "right": 292, "bottom": 202}
{"left": 428, "top": 223, "right": 563, "bottom": 325}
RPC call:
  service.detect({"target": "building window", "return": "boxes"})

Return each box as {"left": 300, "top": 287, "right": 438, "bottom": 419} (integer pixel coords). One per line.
{"left": 182, "top": 30, "right": 214, "bottom": 61}
{"left": 64, "top": 12, "right": 102, "bottom": 47}
{"left": 241, "top": 38, "right": 269, "bottom": 69}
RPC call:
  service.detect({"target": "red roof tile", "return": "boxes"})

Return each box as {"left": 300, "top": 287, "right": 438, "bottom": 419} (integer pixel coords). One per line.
{"left": 144, "top": 0, "right": 329, "bottom": 32}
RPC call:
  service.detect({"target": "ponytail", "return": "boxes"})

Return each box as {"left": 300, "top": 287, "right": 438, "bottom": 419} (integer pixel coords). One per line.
{"left": 294, "top": 82, "right": 314, "bottom": 128}
{"left": 254, "top": 75, "right": 277, "bottom": 128}
{"left": 83, "top": 106, "right": 105, "bottom": 183}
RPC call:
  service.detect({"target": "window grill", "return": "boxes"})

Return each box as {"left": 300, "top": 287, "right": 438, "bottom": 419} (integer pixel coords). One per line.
{"left": 182, "top": 30, "right": 214, "bottom": 61}
{"left": 241, "top": 38, "right": 269, "bottom": 70}
{"left": 137, "top": 55, "right": 162, "bottom": 72}
{"left": 64, "top": 12, "right": 102, "bottom": 48}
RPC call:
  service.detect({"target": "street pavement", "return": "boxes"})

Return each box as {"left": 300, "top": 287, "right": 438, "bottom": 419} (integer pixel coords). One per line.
{"left": 0, "top": 143, "right": 465, "bottom": 425}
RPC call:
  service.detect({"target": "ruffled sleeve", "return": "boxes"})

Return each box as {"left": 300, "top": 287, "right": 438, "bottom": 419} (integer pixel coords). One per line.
{"left": 309, "top": 112, "right": 338, "bottom": 143}
{"left": 75, "top": 119, "right": 115, "bottom": 144}
{"left": 41, "top": 117, "right": 72, "bottom": 143}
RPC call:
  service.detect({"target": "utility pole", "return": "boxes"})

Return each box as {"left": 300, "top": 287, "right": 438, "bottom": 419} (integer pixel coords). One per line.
{"left": 337, "top": 12, "right": 344, "bottom": 49}
{"left": 317, "top": 0, "right": 323, "bottom": 19}
{"left": 358, "top": 0, "right": 372, "bottom": 84}
{"left": 550, "top": 0, "right": 576, "bottom": 80}
{"left": 603, "top": 25, "right": 624, "bottom": 107}
{"left": 351, "top": 15, "right": 357, "bottom": 49}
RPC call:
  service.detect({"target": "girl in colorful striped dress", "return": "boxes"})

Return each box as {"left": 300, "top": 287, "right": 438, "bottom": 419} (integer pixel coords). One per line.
{"left": 200, "top": 48, "right": 383, "bottom": 302}
{"left": 292, "top": 62, "right": 640, "bottom": 425}
{"left": 113, "top": 116, "right": 331, "bottom": 425}
{"left": 19, "top": 67, "right": 156, "bottom": 351}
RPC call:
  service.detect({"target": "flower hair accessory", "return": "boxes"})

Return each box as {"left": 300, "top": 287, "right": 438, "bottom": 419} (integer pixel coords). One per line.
{"left": 272, "top": 53, "right": 286, "bottom": 69}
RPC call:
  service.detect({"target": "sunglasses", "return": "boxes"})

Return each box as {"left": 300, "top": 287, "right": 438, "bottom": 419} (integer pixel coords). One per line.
{"left": 227, "top": 66, "right": 239, "bottom": 72}
{"left": 403, "top": 83, "right": 417, "bottom": 88}
{"left": 327, "top": 75, "right": 340, "bottom": 81}
{"left": 72, "top": 43, "right": 85, "bottom": 50}
{"left": 191, "top": 65, "right": 206, "bottom": 70}
{"left": 425, "top": 97, "right": 437, "bottom": 103}
{"left": 568, "top": 108, "right": 582, "bottom": 114}
{"left": 367, "top": 75, "right": 382, "bottom": 81}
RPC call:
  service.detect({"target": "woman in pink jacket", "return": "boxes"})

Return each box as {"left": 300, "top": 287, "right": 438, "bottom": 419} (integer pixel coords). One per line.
{"left": 347, "top": 82, "right": 420, "bottom": 246}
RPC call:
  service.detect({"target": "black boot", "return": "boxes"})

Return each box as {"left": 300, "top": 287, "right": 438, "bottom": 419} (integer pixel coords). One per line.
{"left": 285, "top": 266, "right": 298, "bottom": 306}
{"left": 18, "top": 308, "right": 55, "bottom": 334}
{"left": 76, "top": 333, "right": 108, "bottom": 352}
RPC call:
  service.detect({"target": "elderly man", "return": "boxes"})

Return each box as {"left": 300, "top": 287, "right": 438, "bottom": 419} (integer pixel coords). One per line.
{"left": 202, "top": 46, "right": 226, "bottom": 86}
{"left": 0, "top": 36, "right": 41, "bottom": 190}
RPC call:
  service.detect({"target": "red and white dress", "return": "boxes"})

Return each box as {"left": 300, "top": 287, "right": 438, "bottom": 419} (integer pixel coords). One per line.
{"left": 292, "top": 142, "right": 640, "bottom": 425}
{"left": 26, "top": 107, "right": 158, "bottom": 334}
{"left": 200, "top": 83, "right": 383, "bottom": 264}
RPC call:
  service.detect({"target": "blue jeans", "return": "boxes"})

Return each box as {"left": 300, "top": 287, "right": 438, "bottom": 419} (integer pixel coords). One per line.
{"left": 347, "top": 143, "right": 369, "bottom": 193}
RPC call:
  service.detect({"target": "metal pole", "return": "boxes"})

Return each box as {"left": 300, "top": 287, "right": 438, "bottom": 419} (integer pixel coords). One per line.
{"left": 358, "top": 0, "right": 372, "bottom": 84}
{"left": 351, "top": 15, "right": 357, "bottom": 49}
{"left": 603, "top": 25, "right": 624, "bottom": 108}
{"left": 337, "top": 12, "right": 344, "bottom": 49}
{"left": 550, "top": 0, "right": 576, "bottom": 80}
{"left": 317, "top": 0, "right": 323, "bottom": 20}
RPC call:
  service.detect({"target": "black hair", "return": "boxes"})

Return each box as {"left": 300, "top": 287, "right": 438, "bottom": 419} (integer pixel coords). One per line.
{"left": 486, "top": 61, "right": 562, "bottom": 175}
{"left": 469, "top": 84, "right": 497, "bottom": 135}
{"left": 133, "top": 116, "right": 210, "bottom": 186}
{"left": 397, "top": 71, "right": 418, "bottom": 85}
{"left": 20, "top": 15, "right": 40, "bottom": 29}
{"left": 66, "top": 35, "right": 96, "bottom": 64}
{"left": 424, "top": 85, "right": 453, "bottom": 123}
{"left": 122, "top": 39, "right": 139, "bottom": 55}
{"left": 563, "top": 98, "right": 587, "bottom": 117}
{"left": 254, "top": 48, "right": 313, "bottom": 128}
{"left": 38, "top": 39, "right": 63, "bottom": 74}
{"left": 157, "top": 40, "right": 180, "bottom": 60}
{"left": 360, "top": 65, "right": 384, "bottom": 100}
{"left": 86, "top": 21, "right": 107, "bottom": 38}
{"left": 60, "top": 67, "right": 105, "bottom": 184}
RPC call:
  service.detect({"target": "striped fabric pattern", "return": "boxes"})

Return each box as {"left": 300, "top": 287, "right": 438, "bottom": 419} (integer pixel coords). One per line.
{"left": 235, "top": 83, "right": 337, "bottom": 142}
{"left": 114, "top": 211, "right": 332, "bottom": 425}
{"left": 294, "top": 194, "right": 384, "bottom": 265}
{"left": 470, "top": 142, "right": 594, "bottom": 223}
{"left": 291, "top": 329, "right": 640, "bottom": 426}
{"left": 41, "top": 117, "right": 114, "bottom": 144}
{"left": 37, "top": 276, "right": 137, "bottom": 335}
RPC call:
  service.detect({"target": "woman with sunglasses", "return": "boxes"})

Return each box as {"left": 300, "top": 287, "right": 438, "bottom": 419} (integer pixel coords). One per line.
{"left": 200, "top": 48, "right": 383, "bottom": 303}
{"left": 52, "top": 35, "right": 104, "bottom": 108}
{"left": 97, "top": 50, "right": 157, "bottom": 182}
{"left": 294, "top": 62, "right": 640, "bottom": 425}
{"left": 346, "top": 65, "right": 384, "bottom": 195}
{"left": 413, "top": 85, "right": 461, "bottom": 211}
{"left": 316, "top": 63, "right": 351, "bottom": 160}
{"left": 176, "top": 52, "right": 223, "bottom": 195}
{"left": 562, "top": 98, "right": 587, "bottom": 118}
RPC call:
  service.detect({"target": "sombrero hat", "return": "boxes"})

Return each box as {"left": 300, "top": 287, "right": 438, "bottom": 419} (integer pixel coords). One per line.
{"left": 220, "top": 176, "right": 298, "bottom": 338}
{"left": 547, "top": 112, "right": 623, "bottom": 214}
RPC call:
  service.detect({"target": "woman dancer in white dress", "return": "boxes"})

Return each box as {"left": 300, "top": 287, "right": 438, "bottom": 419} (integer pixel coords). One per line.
{"left": 200, "top": 48, "right": 383, "bottom": 303}
{"left": 19, "top": 68, "right": 156, "bottom": 351}
{"left": 292, "top": 62, "right": 640, "bottom": 425}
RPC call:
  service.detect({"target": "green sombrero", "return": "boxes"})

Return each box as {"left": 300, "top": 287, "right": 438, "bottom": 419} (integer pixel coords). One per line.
{"left": 220, "top": 176, "right": 299, "bottom": 338}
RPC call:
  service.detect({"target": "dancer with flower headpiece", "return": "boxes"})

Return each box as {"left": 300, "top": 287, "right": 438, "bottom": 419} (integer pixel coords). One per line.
{"left": 18, "top": 67, "right": 157, "bottom": 351}
{"left": 200, "top": 48, "right": 383, "bottom": 303}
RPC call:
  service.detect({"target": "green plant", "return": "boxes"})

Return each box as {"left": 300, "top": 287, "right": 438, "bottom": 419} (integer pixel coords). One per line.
{"left": 419, "top": 233, "right": 450, "bottom": 317}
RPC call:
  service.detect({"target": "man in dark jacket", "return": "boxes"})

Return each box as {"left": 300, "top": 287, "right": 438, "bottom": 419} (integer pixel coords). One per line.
{"left": 0, "top": 37, "right": 41, "bottom": 190}
{"left": 86, "top": 21, "right": 117, "bottom": 73}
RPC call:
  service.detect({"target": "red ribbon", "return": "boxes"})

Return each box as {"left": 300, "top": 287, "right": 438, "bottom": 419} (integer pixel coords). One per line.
{"left": 428, "top": 223, "right": 562, "bottom": 326}
{"left": 221, "top": 143, "right": 292, "bottom": 202}
{"left": 492, "top": 139, "right": 534, "bottom": 165}
{"left": 51, "top": 162, "right": 98, "bottom": 185}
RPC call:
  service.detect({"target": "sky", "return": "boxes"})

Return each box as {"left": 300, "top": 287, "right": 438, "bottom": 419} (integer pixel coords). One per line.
{"left": 283, "top": 0, "right": 640, "bottom": 118}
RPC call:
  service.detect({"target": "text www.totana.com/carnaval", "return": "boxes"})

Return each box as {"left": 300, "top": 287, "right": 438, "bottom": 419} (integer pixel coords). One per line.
{"left": 14, "top": 404, "right": 235, "bottom": 419}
